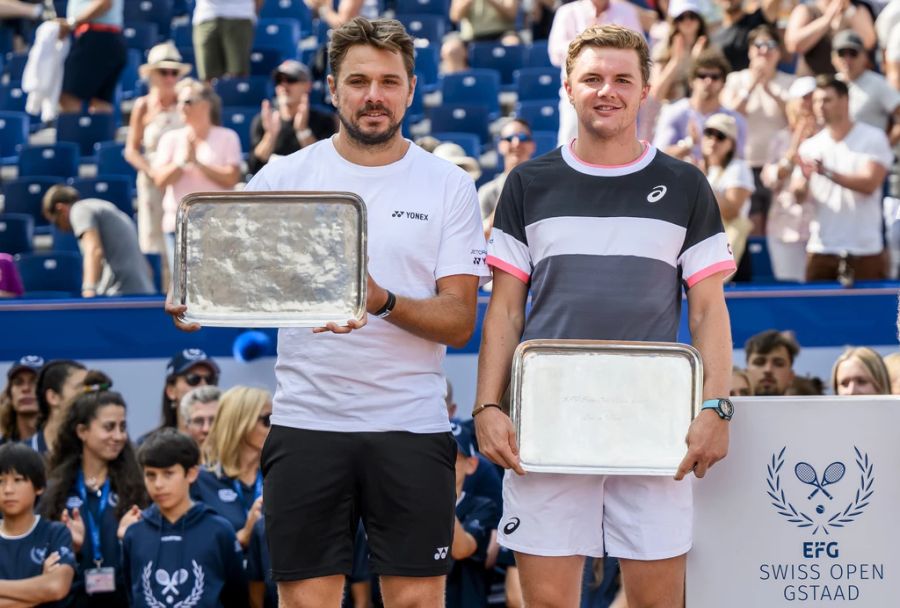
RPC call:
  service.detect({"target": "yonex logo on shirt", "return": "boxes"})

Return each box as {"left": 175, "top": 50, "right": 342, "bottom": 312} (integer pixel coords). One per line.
{"left": 433, "top": 546, "right": 449, "bottom": 560}
{"left": 647, "top": 185, "right": 667, "bottom": 203}
{"left": 391, "top": 210, "right": 429, "bottom": 221}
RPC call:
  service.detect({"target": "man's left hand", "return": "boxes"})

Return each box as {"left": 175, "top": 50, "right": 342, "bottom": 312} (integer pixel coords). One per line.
{"left": 675, "top": 410, "right": 729, "bottom": 480}
{"left": 311, "top": 273, "right": 381, "bottom": 334}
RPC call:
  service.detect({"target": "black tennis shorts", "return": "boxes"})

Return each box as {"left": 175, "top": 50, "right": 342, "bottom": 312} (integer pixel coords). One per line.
{"left": 261, "top": 426, "right": 457, "bottom": 581}
{"left": 62, "top": 30, "right": 127, "bottom": 103}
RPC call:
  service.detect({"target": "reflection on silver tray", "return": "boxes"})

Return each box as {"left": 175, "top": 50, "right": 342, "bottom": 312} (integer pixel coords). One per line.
{"left": 174, "top": 191, "right": 367, "bottom": 327}
{"left": 510, "top": 340, "right": 702, "bottom": 476}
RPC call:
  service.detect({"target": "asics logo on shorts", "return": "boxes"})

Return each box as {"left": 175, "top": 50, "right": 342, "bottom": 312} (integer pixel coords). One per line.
{"left": 503, "top": 517, "right": 521, "bottom": 534}
{"left": 647, "top": 185, "right": 667, "bottom": 203}
{"left": 433, "top": 546, "right": 449, "bottom": 560}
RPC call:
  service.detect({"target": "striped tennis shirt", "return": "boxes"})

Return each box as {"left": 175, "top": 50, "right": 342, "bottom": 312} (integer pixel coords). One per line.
{"left": 487, "top": 142, "right": 736, "bottom": 342}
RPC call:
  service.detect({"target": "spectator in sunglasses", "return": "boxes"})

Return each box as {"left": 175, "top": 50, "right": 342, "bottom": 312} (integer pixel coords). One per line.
{"left": 478, "top": 119, "right": 535, "bottom": 234}
{"left": 248, "top": 60, "right": 338, "bottom": 175}
{"left": 157, "top": 349, "right": 220, "bottom": 437}
{"left": 125, "top": 43, "right": 191, "bottom": 280}
{"left": 649, "top": 0, "right": 708, "bottom": 105}
{"left": 785, "top": 0, "right": 876, "bottom": 77}
{"left": 191, "top": 386, "right": 271, "bottom": 548}
{"left": 722, "top": 24, "right": 793, "bottom": 236}
{"left": 179, "top": 385, "right": 221, "bottom": 447}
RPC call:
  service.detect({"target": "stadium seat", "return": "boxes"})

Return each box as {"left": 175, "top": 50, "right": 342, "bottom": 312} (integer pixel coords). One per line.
{"left": 260, "top": 0, "right": 312, "bottom": 31}
{"left": 2, "top": 53, "right": 27, "bottom": 83}
{"left": 122, "top": 22, "right": 160, "bottom": 51}
{"left": 514, "top": 67, "right": 559, "bottom": 102}
{"left": 441, "top": 69, "right": 500, "bottom": 115}
{"left": 407, "top": 74, "right": 426, "bottom": 123}
{"left": 432, "top": 132, "right": 480, "bottom": 158}
{"left": 249, "top": 48, "right": 284, "bottom": 77}
{"left": 395, "top": 0, "right": 449, "bottom": 16}
{"left": 2, "top": 177, "right": 59, "bottom": 233}
{"left": 119, "top": 49, "right": 143, "bottom": 101}
{"left": 414, "top": 46, "right": 439, "bottom": 92}
{"left": 124, "top": 0, "right": 174, "bottom": 38}
{"left": 515, "top": 100, "right": 559, "bottom": 132}
{"left": 14, "top": 252, "right": 83, "bottom": 294}
{"left": 0, "top": 214, "right": 34, "bottom": 255}
{"left": 469, "top": 43, "right": 525, "bottom": 86}
{"left": 0, "top": 81, "right": 28, "bottom": 113}
{"left": 95, "top": 142, "right": 138, "bottom": 182}
{"left": 17, "top": 143, "right": 80, "bottom": 178}
{"left": 145, "top": 252, "right": 163, "bottom": 292}
{"left": 0, "top": 26, "right": 12, "bottom": 55}
{"left": 0, "top": 111, "right": 29, "bottom": 165}
{"left": 51, "top": 225, "right": 81, "bottom": 253}
{"left": 69, "top": 176, "right": 134, "bottom": 217}
{"left": 214, "top": 77, "right": 271, "bottom": 108}
{"left": 429, "top": 104, "right": 491, "bottom": 143}
{"left": 747, "top": 236, "right": 775, "bottom": 282}
{"left": 531, "top": 130, "right": 557, "bottom": 156}
{"left": 172, "top": 22, "right": 192, "bottom": 48}
{"left": 56, "top": 113, "right": 117, "bottom": 159}
{"left": 254, "top": 18, "right": 303, "bottom": 56}
{"left": 525, "top": 40, "right": 553, "bottom": 68}
{"left": 221, "top": 106, "right": 256, "bottom": 155}
{"left": 398, "top": 14, "right": 446, "bottom": 47}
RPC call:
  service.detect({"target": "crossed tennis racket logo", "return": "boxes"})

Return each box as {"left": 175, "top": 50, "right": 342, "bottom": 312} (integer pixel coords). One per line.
{"left": 794, "top": 461, "right": 846, "bottom": 500}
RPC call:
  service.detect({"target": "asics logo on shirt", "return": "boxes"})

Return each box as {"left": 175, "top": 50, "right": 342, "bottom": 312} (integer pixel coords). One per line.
{"left": 647, "top": 185, "right": 668, "bottom": 203}
{"left": 391, "top": 210, "right": 430, "bottom": 221}
{"left": 503, "top": 517, "right": 521, "bottom": 534}
{"left": 433, "top": 546, "right": 449, "bottom": 560}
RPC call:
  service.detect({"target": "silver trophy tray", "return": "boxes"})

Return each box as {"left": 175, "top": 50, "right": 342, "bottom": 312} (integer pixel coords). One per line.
{"left": 510, "top": 340, "right": 703, "bottom": 476}
{"left": 174, "top": 191, "right": 367, "bottom": 328}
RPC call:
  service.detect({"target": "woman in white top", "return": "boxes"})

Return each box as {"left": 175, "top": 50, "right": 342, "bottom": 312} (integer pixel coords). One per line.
{"left": 700, "top": 113, "right": 755, "bottom": 280}
{"left": 124, "top": 43, "right": 190, "bottom": 274}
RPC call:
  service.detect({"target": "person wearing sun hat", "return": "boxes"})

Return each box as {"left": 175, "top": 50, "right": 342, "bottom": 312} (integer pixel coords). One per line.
{"left": 125, "top": 42, "right": 193, "bottom": 276}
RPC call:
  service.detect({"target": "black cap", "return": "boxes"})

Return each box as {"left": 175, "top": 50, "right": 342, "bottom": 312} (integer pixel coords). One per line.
{"left": 272, "top": 60, "right": 311, "bottom": 83}
{"left": 7, "top": 355, "right": 44, "bottom": 379}
{"left": 450, "top": 419, "right": 476, "bottom": 457}
{"left": 165, "top": 349, "right": 219, "bottom": 378}
{"left": 833, "top": 30, "right": 864, "bottom": 52}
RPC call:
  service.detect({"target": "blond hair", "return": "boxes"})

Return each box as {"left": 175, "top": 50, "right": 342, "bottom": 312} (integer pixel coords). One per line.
{"left": 565, "top": 24, "right": 651, "bottom": 84}
{"left": 831, "top": 347, "right": 890, "bottom": 395}
{"left": 202, "top": 386, "right": 270, "bottom": 477}
{"left": 176, "top": 78, "right": 222, "bottom": 125}
{"left": 329, "top": 17, "right": 415, "bottom": 80}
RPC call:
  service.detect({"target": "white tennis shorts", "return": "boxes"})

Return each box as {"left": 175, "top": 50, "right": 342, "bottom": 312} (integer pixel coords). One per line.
{"left": 497, "top": 471, "right": 693, "bottom": 560}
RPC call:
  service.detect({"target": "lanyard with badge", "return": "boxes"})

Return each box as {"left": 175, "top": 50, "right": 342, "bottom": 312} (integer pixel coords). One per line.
{"left": 76, "top": 470, "right": 116, "bottom": 594}
{"left": 232, "top": 470, "right": 263, "bottom": 516}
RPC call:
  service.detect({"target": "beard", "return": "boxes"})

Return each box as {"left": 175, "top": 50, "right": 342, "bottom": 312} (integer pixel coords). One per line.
{"left": 337, "top": 102, "right": 403, "bottom": 147}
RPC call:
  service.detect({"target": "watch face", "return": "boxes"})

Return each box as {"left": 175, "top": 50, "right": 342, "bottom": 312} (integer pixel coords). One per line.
{"left": 719, "top": 398, "right": 734, "bottom": 417}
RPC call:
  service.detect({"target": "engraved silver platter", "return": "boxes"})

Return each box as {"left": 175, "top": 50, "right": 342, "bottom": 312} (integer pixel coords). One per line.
{"left": 510, "top": 340, "right": 703, "bottom": 475}
{"left": 174, "top": 191, "right": 367, "bottom": 327}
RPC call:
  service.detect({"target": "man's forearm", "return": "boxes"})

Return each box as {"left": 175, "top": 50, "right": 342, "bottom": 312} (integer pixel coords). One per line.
{"left": 0, "top": 575, "right": 62, "bottom": 604}
{"left": 688, "top": 290, "right": 732, "bottom": 399}
{"left": 82, "top": 248, "right": 103, "bottom": 289}
{"left": 475, "top": 282, "right": 526, "bottom": 407}
{"left": 383, "top": 281, "right": 478, "bottom": 348}
{"left": 827, "top": 168, "right": 884, "bottom": 195}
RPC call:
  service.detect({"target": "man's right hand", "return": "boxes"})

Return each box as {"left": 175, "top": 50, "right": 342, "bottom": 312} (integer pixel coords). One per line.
{"left": 474, "top": 407, "right": 525, "bottom": 475}
{"left": 165, "top": 290, "right": 201, "bottom": 332}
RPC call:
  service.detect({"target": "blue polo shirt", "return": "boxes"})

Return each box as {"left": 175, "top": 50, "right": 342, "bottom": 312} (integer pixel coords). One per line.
{"left": 190, "top": 467, "right": 261, "bottom": 533}
{"left": 0, "top": 516, "right": 76, "bottom": 608}
{"left": 446, "top": 492, "right": 500, "bottom": 608}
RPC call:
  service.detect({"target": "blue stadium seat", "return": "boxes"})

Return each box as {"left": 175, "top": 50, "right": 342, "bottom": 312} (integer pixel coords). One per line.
{"left": 432, "top": 132, "right": 480, "bottom": 158}
{"left": 514, "top": 67, "right": 559, "bottom": 102}
{"left": 747, "top": 236, "right": 775, "bottom": 282}
{"left": 254, "top": 18, "right": 303, "bottom": 56}
{"left": 119, "top": 49, "right": 143, "bottom": 101}
{"left": 441, "top": 69, "right": 500, "bottom": 115}
{"left": 249, "top": 48, "right": 284, "bottom": 77}
{"left": 429, "top": 104, "right": 490, "bottom": 143}
{"left": 53, "top": 0, "right": 67, "bottom": 19}
{"left": 0, "top": 81, "right": 28, "bottom": 113}
{"left": 469, "top": 43, "right": 525, "bottom": 86}
{"left": 56, "top": 113, "right": 117, "bottom": 158}
{"left": 0, "top": 214, "right": 34, "bottom": 255}
{"left": 2, "top": 177, "right": 60, "bottom": 233}
{"left": 172, "top": 22, "right": 192, "bottom": 48}
{"left": 122, "top": 22, "right": 160, "bottom": 51}
{"left": 312, "top": 19, "right": 330, "bottom": 45}
{"left": 95, "top": 141, "right": 138, "bottom": 182}
{"left": 531, "top": 130, "right": 557, "bottom": 156}
{"left": 69, "top": 176, "right": 134, "bottom": 217}
{"left": 145, "top": 252, "right": 163, "bottom": 292}
{"left": 214, "top": 77, "right": 271, "bottom": 108}
{"left": 407, "top": 73, "right": 426, "bottom": 123}
{"left": 398, "top": 14, "right": 445, "bottom": 46}
{"left": 525, "top": 40, "right": 553, "bottom": 68}
{"left": 221, "top": 106, "right": 256, "bottom": 155}
{"left": 0, "top": 26, "right": 12, "bottom": 55}
{"left": 18, "top": 143, "right": 80, "bottom": 178}
{"left": 3, "top": 53, "right": 27, "bottom": 83}
{"left": 260, "top": 0, "right": 312, "bottom": 31}
{"left": 396, "top": 0, "right": 449, "bottom": 16}
{"left": 0, "top": 111, "right": 29, "bottom": 165}
{"left": 51, "top": 225, "right": 81, "bottom": 253}
{"left": 14, "top": 252, "right": 83, "bottom": 294}
{"left": 414, "top": 46, "right": 439, "bottom": 92}
{"left": 515, "top": 100, "right": 559, "bottom": 132}
{"left": 124, "top": 0, "right": 174, "bottom": 38}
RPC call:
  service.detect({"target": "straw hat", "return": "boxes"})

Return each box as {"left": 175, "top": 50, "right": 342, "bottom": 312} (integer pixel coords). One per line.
{"left": 433, "top": 142, "right": 482, "bottom": 181}
{"left": 703, "top": 113, "right": 738, "bottom": 142}
{"left": 139, "top": 42, "right": 192, "bottom": 80}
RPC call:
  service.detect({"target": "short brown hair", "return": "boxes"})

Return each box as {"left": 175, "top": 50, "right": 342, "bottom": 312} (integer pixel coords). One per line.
{"left": 41, "top": 185, "right": 79, "bottom": 222}
{"left": 815, "top": 74, "right": 849, "bottom": 98}
{"left": 690, "top": 49, "right": 731, "bottom": 80}
{"left": 329, "top": 17, "right": 415, "bottom": 81}
{"left": 565, "top": 24, "right": 651, "bottom": 84}
{"left": 745, "top": 329, "right": 800, "bottom": 364}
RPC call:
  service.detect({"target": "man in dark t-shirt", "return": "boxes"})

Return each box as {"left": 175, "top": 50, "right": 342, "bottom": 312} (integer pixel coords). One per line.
{"left": 248, "top": 60, "right": 338, "bottom": 174}
{"left": 711, "top": 0, "right": 779, "bottom": 71}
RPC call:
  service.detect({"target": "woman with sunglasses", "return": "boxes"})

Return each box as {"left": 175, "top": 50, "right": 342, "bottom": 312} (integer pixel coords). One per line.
{"left": 700, "top": 113, "right": 755, "bottom": 279}
{"left": 721, "top": 24, "right": 793, "bottom": 236}
{"left": 190, "top": 386, "right": 271, "bottom": 548}
{"left": 125, "top": 43, "right": 191, "bottom": 278}
{"left": 152, "top": 78, "right": 242, "bottom": 275}
{"left": 649, "top": 0, "right": 708, "bottom": 105}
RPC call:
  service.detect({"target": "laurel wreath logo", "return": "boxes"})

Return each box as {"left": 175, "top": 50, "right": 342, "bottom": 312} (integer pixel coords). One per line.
{"left": 142, "top": 560, "right": 205, "bottom": 608}
{"left": 767, "top": 446, "right": 874, "bottom": 536}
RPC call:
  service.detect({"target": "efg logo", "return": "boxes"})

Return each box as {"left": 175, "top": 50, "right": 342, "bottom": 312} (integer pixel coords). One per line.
{"left": 803, "top": 541, "right": 839, "bottom": 559}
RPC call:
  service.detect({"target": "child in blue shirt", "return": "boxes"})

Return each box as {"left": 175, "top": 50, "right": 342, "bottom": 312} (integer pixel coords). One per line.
{"left": 121, "top": 428, "right": 248, "bottom": 608}
{"left": 0, "top": 443, "right": 76, "bottom": 606}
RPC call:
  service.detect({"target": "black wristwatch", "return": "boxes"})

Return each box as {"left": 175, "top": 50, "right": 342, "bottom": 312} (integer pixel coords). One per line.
{"left": 374, "top": 290, "right": 396, "bottom": 319}
{"left": 701, "top": 398, "right": 734, "bottom": 421}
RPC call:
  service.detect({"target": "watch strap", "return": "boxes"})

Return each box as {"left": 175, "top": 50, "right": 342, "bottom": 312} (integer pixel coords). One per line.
{"left": 374, "top": 290, "right": 396, "bottom": 318}
{"left": 701, "top": 398, "right": 732, "bottom": 420}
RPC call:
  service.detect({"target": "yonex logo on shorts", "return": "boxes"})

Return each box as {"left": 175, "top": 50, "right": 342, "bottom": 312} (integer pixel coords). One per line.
{"left": 433, "top": 546, "right": 449, "bottom": 560}
{"left": 647, "top": 185, "right": 667, "bottom": 203}
{"left": 503, "top": 517, "right": 521, "bottom": 534}
{"left": 392, "top": 210, "right": 429, "bottom": 221}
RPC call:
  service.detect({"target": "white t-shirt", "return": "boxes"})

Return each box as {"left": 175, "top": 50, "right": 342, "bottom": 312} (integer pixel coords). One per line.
{"left": 706, "top": 159, "right": 756, "bottom": 218}
{"left": 841, "top": 70, "right": 900, "bottom": 132}
{"left": 244, "top": 138, "right": 490, "bottom": 433}
{"left": 193, "top": 0, "right": 256, "bottom": 23}
{"left": 798, "top": 122, "right": 893, "bottom": 255}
